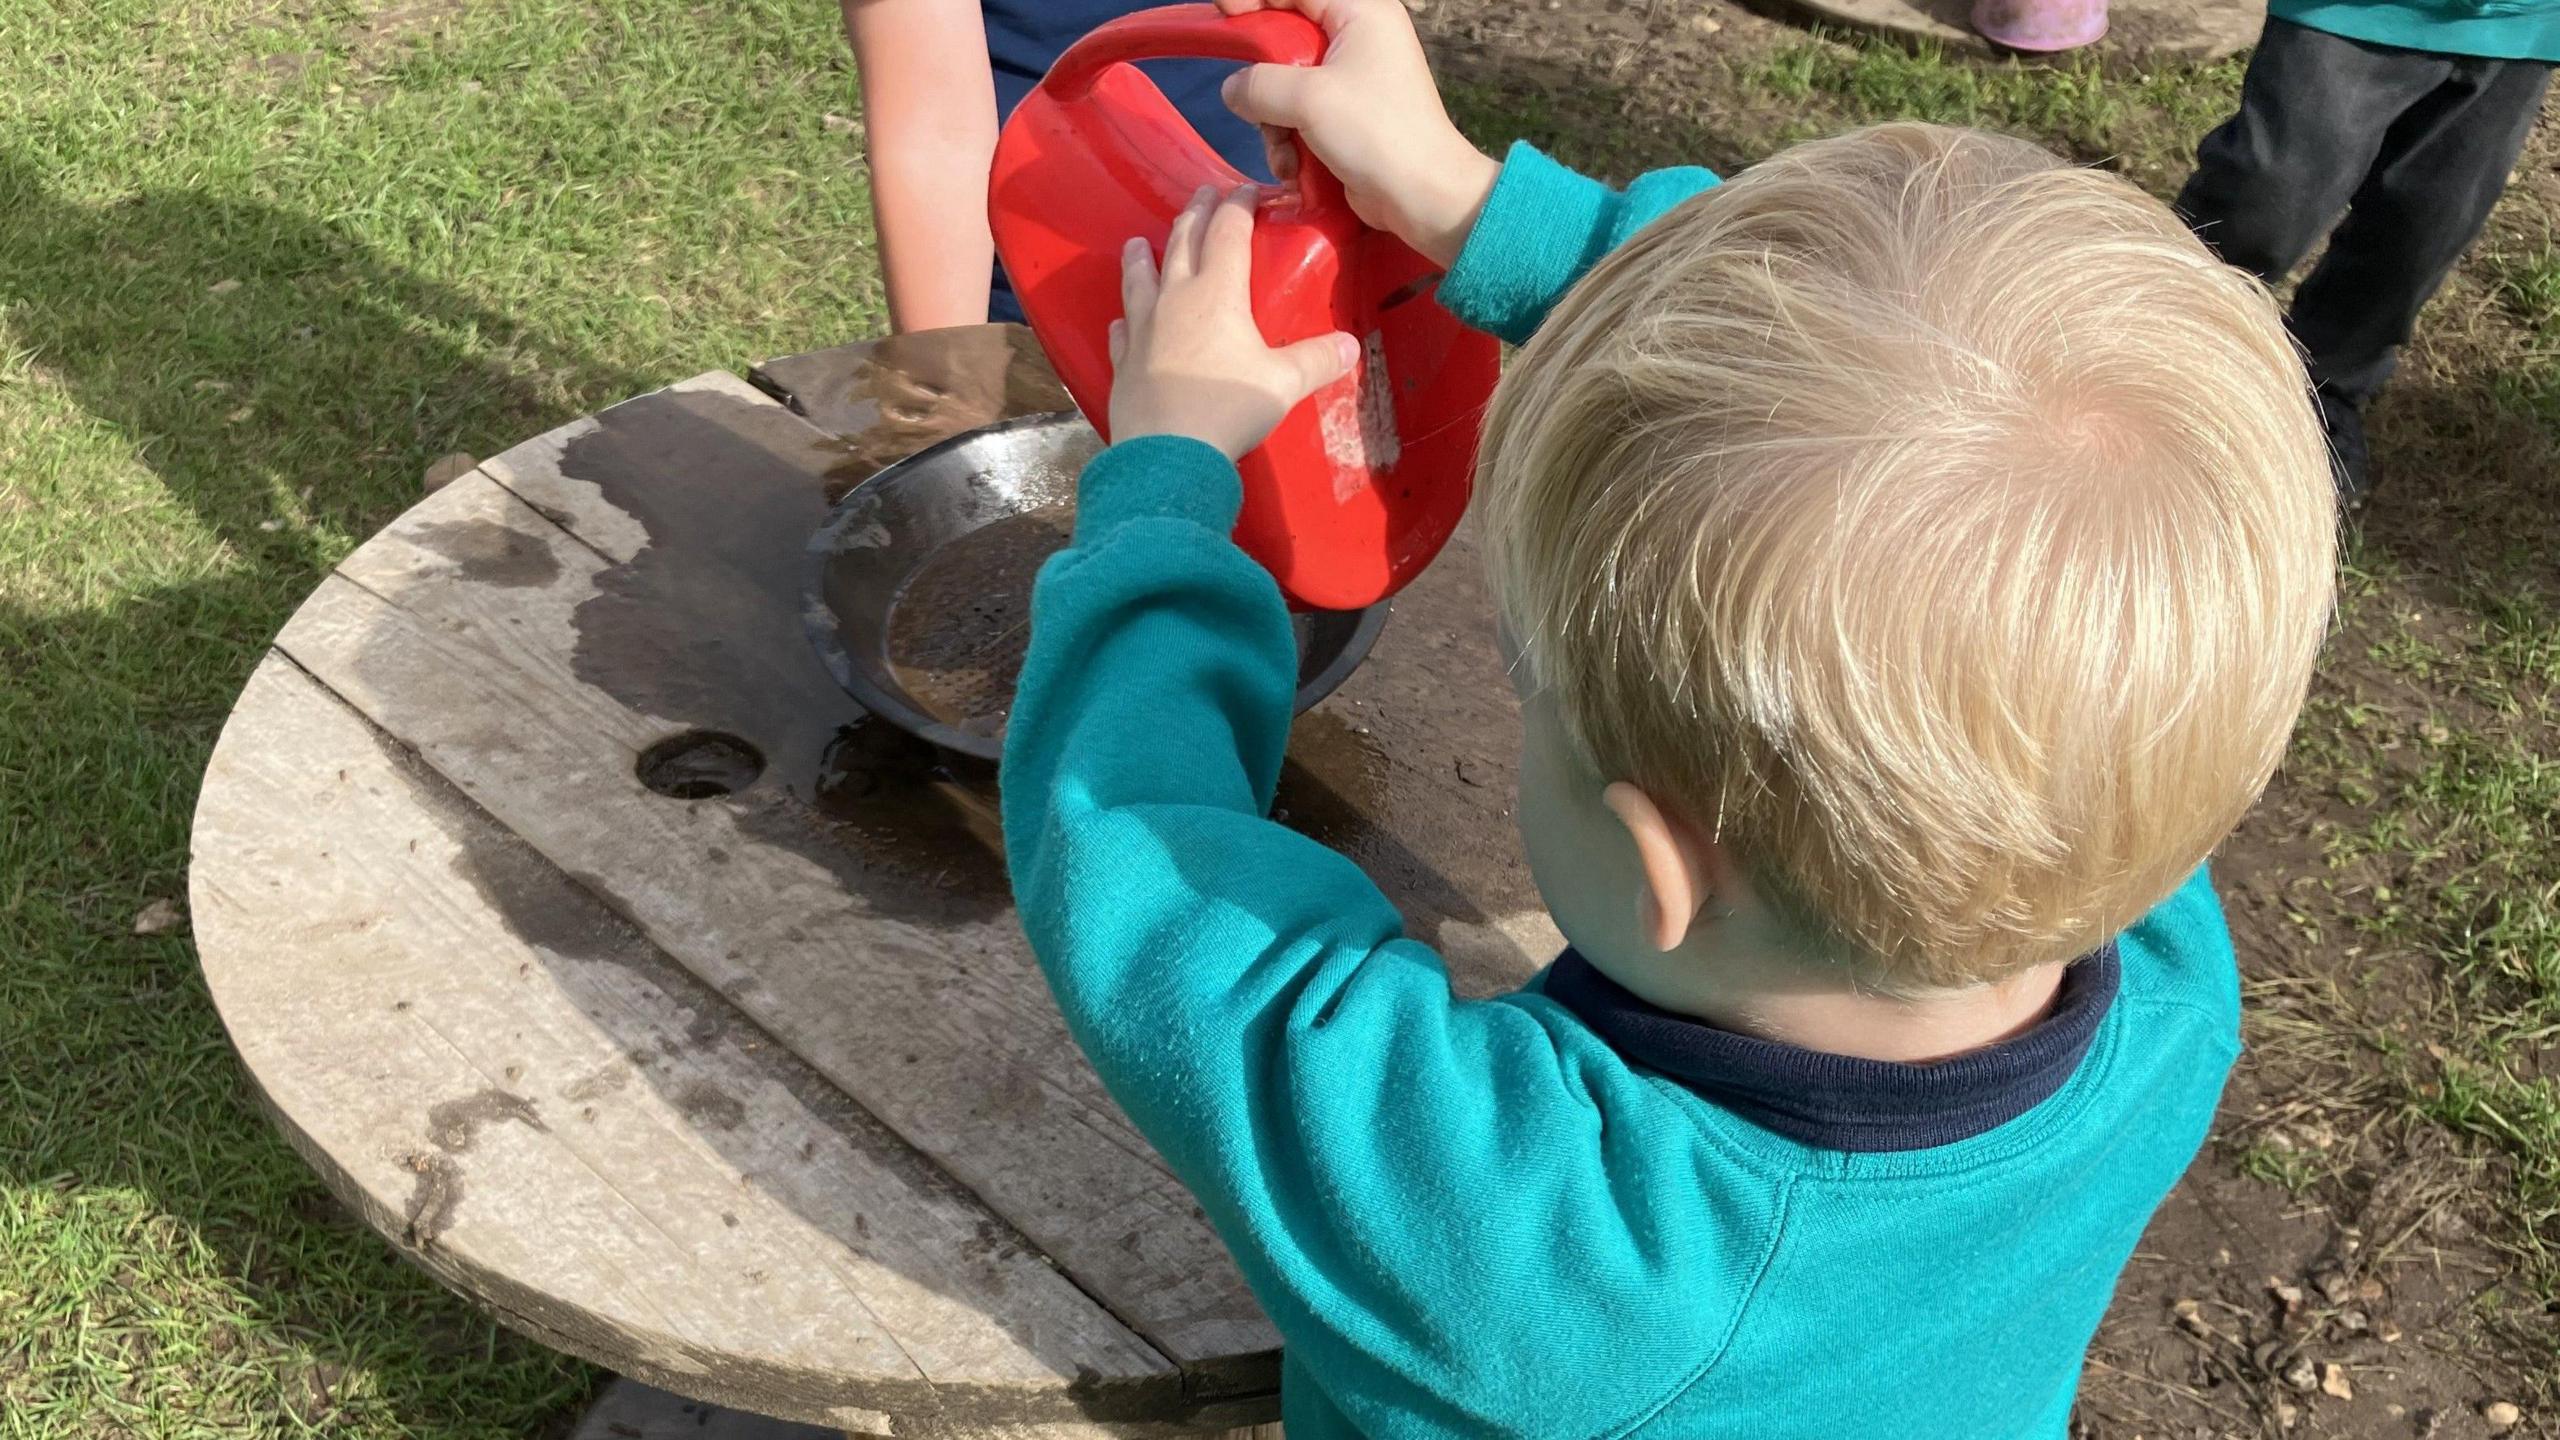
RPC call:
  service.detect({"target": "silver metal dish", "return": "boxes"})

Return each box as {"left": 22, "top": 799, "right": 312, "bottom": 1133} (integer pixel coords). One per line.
{"left": 806, "top": 412, "right": 1388, "bottom": 761}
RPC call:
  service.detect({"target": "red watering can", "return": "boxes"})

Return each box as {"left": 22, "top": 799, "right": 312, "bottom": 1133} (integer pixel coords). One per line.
{"left": 988, "top": 3, "right": 1500, "bottom": 612}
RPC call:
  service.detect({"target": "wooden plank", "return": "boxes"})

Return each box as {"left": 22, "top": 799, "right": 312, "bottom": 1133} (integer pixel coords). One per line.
{"left": 745, "top": 328, "right": 1074, "bottom": 490}
{"left": 274, "top": 444, "right": 1282, "bottom": 1369}
{"left": 190, "top": 659, "right": 1193, "bottom": 1431}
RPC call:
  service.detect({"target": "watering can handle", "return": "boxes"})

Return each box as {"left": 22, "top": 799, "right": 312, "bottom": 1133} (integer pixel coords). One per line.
{"left": 1042, "top": 4, "right": 1349, "bottom": 219}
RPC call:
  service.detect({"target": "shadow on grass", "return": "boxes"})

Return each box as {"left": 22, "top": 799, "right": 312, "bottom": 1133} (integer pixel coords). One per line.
{"left": 2362, "top": 371, "right": 2560, "bottom": 618}
{"left": 0, "top": 151, "right": 644, "bottom": 568}
{"left": 0, "top": 147, "right": 653, "bottom": 1432}
{"left": 1426, "top": 12, "right": 2241, "bottom": 189}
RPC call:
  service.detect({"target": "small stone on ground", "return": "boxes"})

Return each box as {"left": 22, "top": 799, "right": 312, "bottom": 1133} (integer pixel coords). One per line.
{"left": 422, "top": 451, "right": 479, "bottom": 494}
{"left": 132, "top": 898, "right": 184, "bottom": 935}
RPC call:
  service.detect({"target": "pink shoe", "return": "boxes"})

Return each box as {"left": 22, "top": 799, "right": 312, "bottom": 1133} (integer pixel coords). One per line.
{"left": 1971, "top": 0, "right": 2108, "bottom": 51}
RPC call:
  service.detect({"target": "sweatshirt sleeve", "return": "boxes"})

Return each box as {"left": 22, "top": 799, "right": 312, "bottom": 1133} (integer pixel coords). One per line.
{"left": 1436, "top": 141, "right": 1723, "bottom": 345}
{"left": 1000, "top": 436, "right": 1784, "bottom": 1439}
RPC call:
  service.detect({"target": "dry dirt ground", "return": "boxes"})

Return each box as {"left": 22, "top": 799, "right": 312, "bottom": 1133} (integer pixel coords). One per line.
{"left": 1411, "top": 2, "right": 2560, "bottom": 1436}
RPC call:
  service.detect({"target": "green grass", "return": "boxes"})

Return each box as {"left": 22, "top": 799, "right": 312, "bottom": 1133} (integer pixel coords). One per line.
{"left": 0, "top": 0, "right": 880, "bottom": 1432}
{"left": 2238, "top": 1137, "right": 2329, "bottom": 1197}
{"left": 1736, "top": 39, "right": 2243, "bottom": 158}
{"left": 2316, "top": 578, "right": 2560, "bottom": 1270}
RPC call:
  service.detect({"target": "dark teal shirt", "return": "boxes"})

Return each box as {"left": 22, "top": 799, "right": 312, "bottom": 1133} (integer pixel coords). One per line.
{"left": 1001, "top": 143, "right": 2242, "bottom": 1438}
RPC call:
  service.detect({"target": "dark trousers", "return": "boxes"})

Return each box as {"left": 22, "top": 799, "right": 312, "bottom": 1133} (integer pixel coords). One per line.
{"left": 2176, "top": 18, "right": 2551, "bottom": 406}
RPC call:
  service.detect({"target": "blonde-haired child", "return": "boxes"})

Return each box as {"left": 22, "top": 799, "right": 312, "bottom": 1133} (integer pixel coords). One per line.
{"left": 1000, "top": 1, "right": 2339, "bottom": 1433}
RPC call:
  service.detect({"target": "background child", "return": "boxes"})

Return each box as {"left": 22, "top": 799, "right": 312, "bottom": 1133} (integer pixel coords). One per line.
{"left": 2175, "top": 3, "right": 2557, "bottom": 503}
{"left": 840, "top": 0, "right": 1270, "bottom": 331}
{"left": 1001, "top": 0, "right": 2339, "bottom": 1433}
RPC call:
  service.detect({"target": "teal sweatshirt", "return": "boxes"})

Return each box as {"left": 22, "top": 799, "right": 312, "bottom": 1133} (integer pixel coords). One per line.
{"left": 2270, "top": 0, "right": 2560, "bottom": 61}
{"left": 1001, "top": 143, "right": 2242, "bottom": 1438}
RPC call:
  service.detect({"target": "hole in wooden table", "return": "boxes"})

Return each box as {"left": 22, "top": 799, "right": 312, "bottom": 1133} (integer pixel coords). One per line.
{"left": 638, "top": 731, "right": 765, "bottom": 799}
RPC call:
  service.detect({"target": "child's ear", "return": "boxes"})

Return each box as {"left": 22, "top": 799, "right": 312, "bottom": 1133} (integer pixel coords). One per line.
{"left": 1601, "top": 782, "right": 1713, "bottom": 952}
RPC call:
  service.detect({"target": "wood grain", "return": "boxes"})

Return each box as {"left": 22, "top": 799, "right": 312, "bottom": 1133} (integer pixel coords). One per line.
{"left": 190, "top": 660, "right": 1188, "bottom": 1431}
{"left": 274, "top": 390, "right": 1282, "bottom": 1370}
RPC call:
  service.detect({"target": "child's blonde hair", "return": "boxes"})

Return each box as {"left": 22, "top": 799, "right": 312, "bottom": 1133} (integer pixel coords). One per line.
{"left": 1479, "top": 122, "right": 2336, "bottom": 991}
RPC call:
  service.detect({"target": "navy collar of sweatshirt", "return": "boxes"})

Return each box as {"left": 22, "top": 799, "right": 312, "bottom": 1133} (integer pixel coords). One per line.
{"left": 1542, "top": 943, "right": 2122, "bottom": 1153}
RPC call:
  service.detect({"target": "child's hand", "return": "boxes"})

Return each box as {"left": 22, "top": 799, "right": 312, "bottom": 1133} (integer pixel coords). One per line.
{"left": 1215, "top": 0, "right": 1499, "bottom": 267}
{"left": 1109, "top": 185, "right": 1359, "bottom": 461}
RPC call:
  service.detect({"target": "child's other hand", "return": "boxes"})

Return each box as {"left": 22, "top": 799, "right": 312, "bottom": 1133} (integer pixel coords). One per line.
{"left": 1215, "top": 0, "right": 1498, "bottom": 267}
{"left": 1108, "top": 185, "right": 1358, "bottom": 462}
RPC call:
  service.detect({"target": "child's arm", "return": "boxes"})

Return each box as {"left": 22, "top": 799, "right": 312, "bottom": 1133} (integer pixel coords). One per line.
{"left": 1216, "top": 0, "right": 1719, "bottom": 343}
{"left": 842, "top": 0, "right": 1000, "bottom": 331}
{"left": 1435, "top": 145, "right": 1720, "bottom": 344}
{"left": 1001, "top": 189, "right": 1775, "bottom": 1438}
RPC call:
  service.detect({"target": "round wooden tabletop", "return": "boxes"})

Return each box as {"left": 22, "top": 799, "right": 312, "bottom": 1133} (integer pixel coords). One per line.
{"left": 187, "top": 325, "right": 1562, "bottom": 1437}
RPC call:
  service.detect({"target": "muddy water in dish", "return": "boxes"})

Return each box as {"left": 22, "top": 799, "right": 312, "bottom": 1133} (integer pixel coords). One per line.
{"left": 882, "top": 504, "right": 1074, "bottom": 742}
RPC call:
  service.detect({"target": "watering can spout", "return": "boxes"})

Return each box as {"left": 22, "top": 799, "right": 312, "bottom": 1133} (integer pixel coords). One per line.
{"left": 988, "top": 3, "right": 1500, "bottom": 611}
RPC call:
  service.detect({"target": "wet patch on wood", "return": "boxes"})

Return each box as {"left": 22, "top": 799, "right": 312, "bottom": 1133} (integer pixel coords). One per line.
{"left": 426, "top": 1087, "right": 545, "bottom": 1151}
{"left": 410, "top": 517, "right": 563, "bottom": 589}
{"left": 552, "top": 386, "right": 851, "bottom": 794}
{"left": 539, "top": 377, "right": 1027, "bottom": 928}
{"left": 401, "top": 1149, "right": 463, "bottom": 1246}
{"left": 395, "top": 1087, "right": 545, "bottom": 1247}
{"left": 676, "top": 1081, "right": 747, "bottom": 1131}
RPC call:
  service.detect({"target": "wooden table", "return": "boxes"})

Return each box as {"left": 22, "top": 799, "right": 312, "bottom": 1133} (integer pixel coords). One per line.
{"left": 188, "top": 325, "right": 1561, "bottom": 1436}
